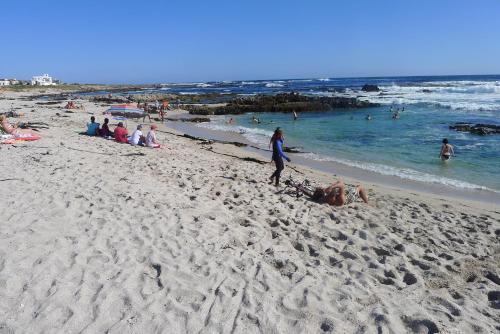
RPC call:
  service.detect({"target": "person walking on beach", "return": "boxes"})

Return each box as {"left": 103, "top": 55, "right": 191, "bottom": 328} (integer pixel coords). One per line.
{"left": 439, "top": 138, "right": 454, "bottom": 161}
{"left": 143, "top": 102, "right": 152, "bottom": 123}
{"left": 269, "top": 128, "right": 291, "bottom": 187}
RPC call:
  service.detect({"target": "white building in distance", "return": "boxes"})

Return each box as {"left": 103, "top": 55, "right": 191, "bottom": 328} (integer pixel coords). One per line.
{"left": 0, "top": 79, "right": 11, "bottom": 86}
{"left": 31, "top": 74, "right": 56, "bottom": 86}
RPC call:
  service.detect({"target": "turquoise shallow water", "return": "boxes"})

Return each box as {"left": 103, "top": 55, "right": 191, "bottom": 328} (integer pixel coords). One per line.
{"left": 200, "top": 105, "right": 500, "bottom": 192}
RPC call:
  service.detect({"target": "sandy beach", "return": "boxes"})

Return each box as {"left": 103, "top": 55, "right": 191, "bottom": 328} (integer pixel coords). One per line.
{"left": 1, "top": 91, "right": 499, "bottom": 333}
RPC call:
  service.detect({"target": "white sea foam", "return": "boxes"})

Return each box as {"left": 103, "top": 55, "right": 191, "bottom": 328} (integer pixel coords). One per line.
{"left": 241, "top": 81, "right": 259, "bottom": 85}
{"left": 196, "top": 83, "right": 213, "bottom": 88}
{"left": 318, "top": 78, "right": 331, "bottom": 82}
{"left": 265, "top": 82, "right": 284, "bottom": 88}
{"left": 355, "top": 80, "right": 500, "bottom": 113}
{"left": 300, "top": 153, "right": 498, "bottom": 193}
{"left": 196, "top": 121, "right": 273, "bottom": 147}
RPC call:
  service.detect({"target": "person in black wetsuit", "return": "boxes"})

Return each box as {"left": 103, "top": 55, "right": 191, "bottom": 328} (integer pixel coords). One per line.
{"left": 269, "top": 129, "right": 291, "bottom": 187}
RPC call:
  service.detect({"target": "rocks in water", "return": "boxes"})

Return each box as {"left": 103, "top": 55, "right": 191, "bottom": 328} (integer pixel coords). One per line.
{"left": 165, "top": 117, "right": 210, "bottom": 123}
{"left": 361, "top": 84, "right": 380, "bottom": 92}
{"left": 283, "top": 147, "right": 304, "bottom": 154}
{"left": 186, "top": 92, "right": 378, "bottom": 115}
{"left": 422, "top": 89, "right": 433, "bottom": 93}
{"left": 449, "top": 123, "right": 500, "bottom": 135}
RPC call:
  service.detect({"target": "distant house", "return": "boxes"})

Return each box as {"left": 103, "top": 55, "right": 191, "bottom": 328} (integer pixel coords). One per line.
{"left": 0, "top": 79, "right": 10, "bottom": 86}
{"left": 31, "top": 74, "right": 57, "bottom": 86}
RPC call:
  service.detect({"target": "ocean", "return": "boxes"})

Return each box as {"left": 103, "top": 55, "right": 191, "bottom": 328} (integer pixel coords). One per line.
{"left": 117, "top": 75, "right": 500, "bottom": 193}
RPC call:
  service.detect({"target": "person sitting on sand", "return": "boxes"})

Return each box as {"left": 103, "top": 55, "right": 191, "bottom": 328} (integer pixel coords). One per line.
{"left": 86, "top": 116, "right": 100, "bottom": 136}
{"left": 114, "top": 122, "right": 128, "bottom": 143}
{"left": 145, "top": 124, "right": 162, "bottom": 148}
{"left": 129, "top": 124, "right": 145, "bottom": 146}
{"left": 439, "top": 138, "right": 454, "bottom": 161}
{"left": 297, "top": 179, "right": 369, "bottom": 206}
{"left": 99, "top": 118, "right": 113, "bottom": 137}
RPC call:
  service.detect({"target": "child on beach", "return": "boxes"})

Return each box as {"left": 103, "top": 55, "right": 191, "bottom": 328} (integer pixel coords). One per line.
{"left": 439, "top": 138, "right": 454, "bottom": 161}
{"left": 269, "top": 128, "right": 291, "bottom": 187}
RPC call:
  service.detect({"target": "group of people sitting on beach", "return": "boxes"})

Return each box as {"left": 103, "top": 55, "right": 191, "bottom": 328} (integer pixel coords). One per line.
{"left": 86, "top": 116, "right": 162, "bottom": 148}
{"left": 64, "top": 101, "right": 82, "bottom": 109}
{"left": 268, "top": 127, "right": 369, "bottom": 207}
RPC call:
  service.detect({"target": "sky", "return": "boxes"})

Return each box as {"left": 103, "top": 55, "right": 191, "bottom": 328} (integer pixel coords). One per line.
{"left": 1, "top": 0, "right": 500, "bottom": 84}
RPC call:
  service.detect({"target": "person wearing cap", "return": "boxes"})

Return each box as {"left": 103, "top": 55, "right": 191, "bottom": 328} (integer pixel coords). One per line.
{"left": 146, "top": 124, "right": 162, "bottom": 148}
{"left": 114, "top": 122, "right": 128, "bottom": 143}
{"left": 129, "top": 124, "right": 145, "bottom": 146}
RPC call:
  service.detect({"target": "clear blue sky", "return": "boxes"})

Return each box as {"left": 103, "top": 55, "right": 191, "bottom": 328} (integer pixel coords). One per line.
{"left": 2, "top": 0, "right": 500, "bottom": 84}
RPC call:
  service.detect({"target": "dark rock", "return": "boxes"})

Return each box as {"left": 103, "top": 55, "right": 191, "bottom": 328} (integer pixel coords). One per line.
{"left": 422, "top": 89, "right": 433, "bottom": 93}
{"left": 283, "top": 147, "right": 304, "bottom": 154}
{"left": 449, "top": 123, "right": 500, "bottom": 135}
{"left": 186, "top": 92, "right": 378, "bottom": 115}
{"left": 165, "top": 117, "right": 210, "bottom": 123}
{"left": 361, "top": 84, "right": 380, "bottom": 92}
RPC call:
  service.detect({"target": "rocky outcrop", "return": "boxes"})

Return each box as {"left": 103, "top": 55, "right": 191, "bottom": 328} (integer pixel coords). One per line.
{"left": 449, "top": 123, "right": 500, "bottom": 135}
{"left": 165, "top": 116, "right": 210, "bottom": 123}
{"left": 361, "top": 84, "right": 380, "bottom": 92}
{"left": 186, "top": 93, "right": 378, "bottom": 115}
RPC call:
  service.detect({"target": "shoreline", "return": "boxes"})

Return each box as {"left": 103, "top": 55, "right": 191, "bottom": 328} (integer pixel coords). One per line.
{"left": 164, "top": 119, "right": 500, "bottom": 207}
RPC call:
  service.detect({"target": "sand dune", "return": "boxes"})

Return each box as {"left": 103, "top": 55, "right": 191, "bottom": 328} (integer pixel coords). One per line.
{"left": 0, "top": 92, "right": 499, "bottom": 333}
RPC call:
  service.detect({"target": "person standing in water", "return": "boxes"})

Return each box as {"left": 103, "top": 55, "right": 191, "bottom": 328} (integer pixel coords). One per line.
{"left": 439, "top": 138, "right": 454, "bottom": 161}
{"left": 293, "top": 111, "right": 298, "bottom": 121}
{"left": 269, "top": 129, "right": 291, "bottom": 187}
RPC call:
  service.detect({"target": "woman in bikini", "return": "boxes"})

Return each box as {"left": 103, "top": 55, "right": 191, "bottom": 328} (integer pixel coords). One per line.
{"left": 0, "top": 115, "right": 40, "bottom": 139}
{"left": 439, "top": 138, "right": 454, "bottom": 161}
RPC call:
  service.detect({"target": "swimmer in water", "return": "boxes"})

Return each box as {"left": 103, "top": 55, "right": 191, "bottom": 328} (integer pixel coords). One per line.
{"left": 439, "top": 138, "right": 454, "bottom": 161}
{"left": 366, "top": 114, "right": 372, "bottom": 120}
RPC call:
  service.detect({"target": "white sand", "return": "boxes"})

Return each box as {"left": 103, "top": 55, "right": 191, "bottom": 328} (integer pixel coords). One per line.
{"left": 0, "top": 91, "right": 499, "bottom": 333}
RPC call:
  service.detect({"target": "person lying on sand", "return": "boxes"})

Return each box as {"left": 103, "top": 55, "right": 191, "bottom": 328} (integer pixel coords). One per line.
{"left": 145, "top": 124, "right": 162, "bottom": 148}
{"left": 0, "top": 115, "right": 38, "bottom": 137}
{"left": 290, "top": 179, "right": 369, "bottom": 206}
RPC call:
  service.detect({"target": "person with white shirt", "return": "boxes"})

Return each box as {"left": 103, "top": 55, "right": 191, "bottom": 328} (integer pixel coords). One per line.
{"left": 129, "top": 124, "right": 145, "bottom": 146}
